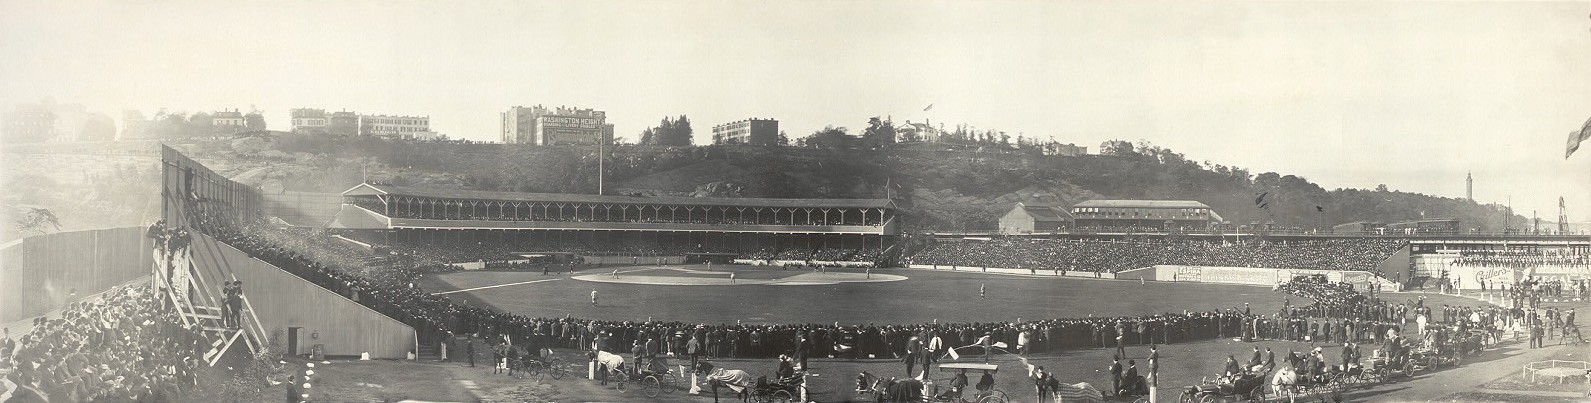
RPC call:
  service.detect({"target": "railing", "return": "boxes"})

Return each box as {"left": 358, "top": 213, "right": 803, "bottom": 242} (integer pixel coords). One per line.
{"left": 386, "top": 217, "right": 894, "bottom": 234}
{"left": 1523, "top": 360, "right": 1589, "bottom": 383}
{"left": 921, "top": 229, "right": 1591, "bottom": 240}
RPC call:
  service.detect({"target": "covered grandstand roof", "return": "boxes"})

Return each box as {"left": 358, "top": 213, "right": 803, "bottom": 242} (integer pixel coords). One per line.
{"left": 1073, "top": 199, "right": 1211, "bottom": 209}
{"left": 1016, "top": 203, "right": 1072, "bottom": 222}
{"left": 327, "top": 204, "right": 390, "bottom": 229}
{"left": 343, "top": 183, "right": 896, "bottom": 209}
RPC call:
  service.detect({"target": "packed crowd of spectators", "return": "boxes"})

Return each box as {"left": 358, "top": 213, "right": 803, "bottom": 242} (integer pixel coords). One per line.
{"left": 1274, "top": 275, "right": 1371, "bottom": 319}
{"left": 735, "top": 247, "right": 886, "bottom": 264}
{"left": 364, "top": 236, "right": 704, "bottom": 265}
{"left": 203, "top": 220, "right": 464, "bottom": 349}
{"left": 1450, "top": 251, "right": 1590, "bottom": 268}
{"left": 356, "top": 235, "right": 891, "bottom": 267}
{"left": 904, "top": 238, "right": 1406, "bottom": 273}
{"left": 1498, "top": 277, "right": 1589, "bottom": 308}
{"left": 349, "top": 197, "right": 888, "bottom": 227}
{"left": 181, "top": 206, "right": 1290, "bottom": 370}
{"left": 170, "top": 195, "right": 1475, "bottom": 392}
{"left": 3, "top": 284, "right": 207, "bottom": 402}
{"left": 446, "top": 306, "right": 1261, "bottom": 366}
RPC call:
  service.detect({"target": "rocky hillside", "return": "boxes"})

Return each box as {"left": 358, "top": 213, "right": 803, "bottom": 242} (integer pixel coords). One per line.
{"left": 2, "top": 134, "right": 1535, "bottom": 239}
{"left": 247, "top": 133, "right": 1528, "bottom": 232}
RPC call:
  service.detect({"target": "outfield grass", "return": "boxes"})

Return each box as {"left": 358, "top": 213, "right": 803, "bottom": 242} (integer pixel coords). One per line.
{"left": 305, "top": 265, "right": 1521, "bottom": 402}
{"left": 421, "top": 264, "right": 1482, "bottom": 325}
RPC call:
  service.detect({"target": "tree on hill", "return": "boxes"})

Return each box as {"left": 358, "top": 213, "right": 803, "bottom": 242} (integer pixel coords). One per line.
{"left": 244, "top": 109, "right": 267, "bottom": 131}
{"left": 640, "top": 115, "right": 694, "bottom": 146}
{"left": 16, "top": 207, "right": 61, "bottom": 235}
{"left": 862, "top": 116, "right": 897, "bottom": 148}
{"left": 245, "top": 132, "right": 1532, "bottom": 233}
{"left": 801, "top": 126, "right": 854, "bottom": 150}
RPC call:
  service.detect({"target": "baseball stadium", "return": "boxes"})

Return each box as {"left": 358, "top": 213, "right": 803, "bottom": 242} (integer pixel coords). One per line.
{"left": 2, "top": 145, "right": 1585, "bottom": 403}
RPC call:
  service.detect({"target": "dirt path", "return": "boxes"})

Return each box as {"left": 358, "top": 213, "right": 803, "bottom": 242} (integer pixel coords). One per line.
{"left": 1343, "top": 340, "right": 1585, "bottom": 402}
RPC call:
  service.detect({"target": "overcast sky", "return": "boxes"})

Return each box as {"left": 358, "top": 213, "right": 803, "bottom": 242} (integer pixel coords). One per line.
{"left": 2, "top": 0, "right": 1589, "bottom": 221}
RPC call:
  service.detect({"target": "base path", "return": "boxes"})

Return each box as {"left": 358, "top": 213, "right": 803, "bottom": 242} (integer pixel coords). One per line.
{"left": 571, "top": 266, "right": 906, "bottom": 286}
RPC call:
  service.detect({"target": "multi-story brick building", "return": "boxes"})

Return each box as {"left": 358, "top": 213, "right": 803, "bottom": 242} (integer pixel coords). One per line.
{"left": 712, "top": 118, "right": 778, "bottom": 146}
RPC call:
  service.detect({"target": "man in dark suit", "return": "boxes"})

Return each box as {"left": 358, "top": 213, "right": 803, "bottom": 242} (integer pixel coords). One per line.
{"left": 1109, "top": 356, "right": 1123, "bottom": 395}
{"left": 1121, "top": 360, "right": 1142, "bottom": 396}
{"left": 1249, "top": 346, "right": 1263, "bottom": 370}
{"left": 795, "top": 331, "right": 811, "bottom": 370}
{"left": 903, "top": 335, "right": 921, "bottom": 377}
{"left": 285, "top": 375, "right": 300, "bottom": 403}
{"left": 1114, "top": 321, "right": 1127, "bottom": 359}
{"left": 776, "top": 355, "right": 795, "bottom": 379}
{"left": 1147, "top": 345, "right": 1160, "bottom": 386}
{"left": 230, "top": 281, "right": 246, "bottom": 329}
{"left": 1341, "top": 342, "right": 1360, "bottom": 369}
{"left": 1033, "top": 366, "right": 1053, "bottom": 403}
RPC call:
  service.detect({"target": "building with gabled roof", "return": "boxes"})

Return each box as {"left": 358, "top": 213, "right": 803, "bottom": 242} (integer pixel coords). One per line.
{"left": 999, "top": 202, "right": 1074, "bottom": 234}
{"left": 1070, "top": 199, "right": 1220, "bottom": 230}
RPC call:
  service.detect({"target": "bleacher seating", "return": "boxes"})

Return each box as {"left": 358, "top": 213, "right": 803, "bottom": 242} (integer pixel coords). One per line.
{"left": 904, "top": 238, "right": 1405, "bottom": 273}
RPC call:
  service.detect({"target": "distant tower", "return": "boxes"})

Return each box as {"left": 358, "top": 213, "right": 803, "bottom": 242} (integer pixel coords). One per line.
{"left": 1466, "top": 172, "right": 1473, "bottom": 202}
{"left": 1560, "top": 197, "right": 1569, "bottom": 234}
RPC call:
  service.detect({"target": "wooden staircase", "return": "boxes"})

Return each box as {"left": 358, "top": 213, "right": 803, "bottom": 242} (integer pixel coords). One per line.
{"left": 156, "top": 246, "right": 269, "bottom": 366}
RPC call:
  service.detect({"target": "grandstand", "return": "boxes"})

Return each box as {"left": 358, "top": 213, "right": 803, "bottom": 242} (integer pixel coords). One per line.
{"left": 326, "top": 182, "right": 902, "bottom": 265}
{"left": 0, "top": 146, "right": 1582, "bottom": 402}
{"left": 157, "top": 146, "right": 416, "bottom": 362}
{"left": 905, "top": 237, "right": 1407, "bottom": 273}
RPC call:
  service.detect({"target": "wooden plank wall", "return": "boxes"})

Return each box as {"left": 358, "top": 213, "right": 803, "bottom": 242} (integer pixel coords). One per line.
{"left": 0, "top": 227, "right": 152, "bottom": 323}
{"left": 186, "top": 232, "right": 416, "bottom": 358}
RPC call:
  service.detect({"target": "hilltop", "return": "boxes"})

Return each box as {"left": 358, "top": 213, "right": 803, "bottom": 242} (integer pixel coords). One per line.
{"left": 1, "top": 134, "right": 1538, "bottom": 240}
{"left": 234, "top": 133, "right": 1531, "bottom": 232}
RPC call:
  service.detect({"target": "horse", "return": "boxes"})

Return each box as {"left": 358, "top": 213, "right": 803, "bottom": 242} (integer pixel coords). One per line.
{"left": 696, "top": 362, "right": 754, "bottom": 403}
{"left": 1270, "top": 366, "right": 1299, "bottom": 397}
{"left": 876, "top": 377, "right": 925, "bottom": 403}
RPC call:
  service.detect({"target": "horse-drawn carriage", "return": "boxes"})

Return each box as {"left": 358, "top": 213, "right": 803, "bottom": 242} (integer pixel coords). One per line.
{"left": 866, "top": 363, "right": 1008, "bottom": 403}
{"left": 1179, "top": 370, "right": 1268, "bottom": 403}
{"left": 1270, "top": 365, "right": 1346, "bottom": 403}
{"left": 747, "top": 371, "right": 808, "bottom": 403}
{"left": 633, "top": 358, "right": 681, "bottom": 398}
{"left": 693, "top": 361, "right": 810, "bottom": 403}
{"left": 507, "top": 347, "right": 568, "bottom": 383}
{"left": 592, "top": 352, "right": 679, "bottom": 398}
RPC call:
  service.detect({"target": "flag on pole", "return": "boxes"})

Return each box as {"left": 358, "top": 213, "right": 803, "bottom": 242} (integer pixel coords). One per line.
{"left": 923, "top": 103, "right": 934, "bottom": 112}
{"left": 1568, "top": 116, "right": 1591, "bottom": 159}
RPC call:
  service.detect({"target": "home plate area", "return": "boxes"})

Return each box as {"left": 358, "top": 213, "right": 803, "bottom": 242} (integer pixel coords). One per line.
{"left": 571, "top": 265, "right": 907, "bottom": 286}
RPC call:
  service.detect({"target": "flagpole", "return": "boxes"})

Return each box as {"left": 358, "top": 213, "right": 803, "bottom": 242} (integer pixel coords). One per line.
{"left": 598, "top": 140, "right": 604, "bottom": 196}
